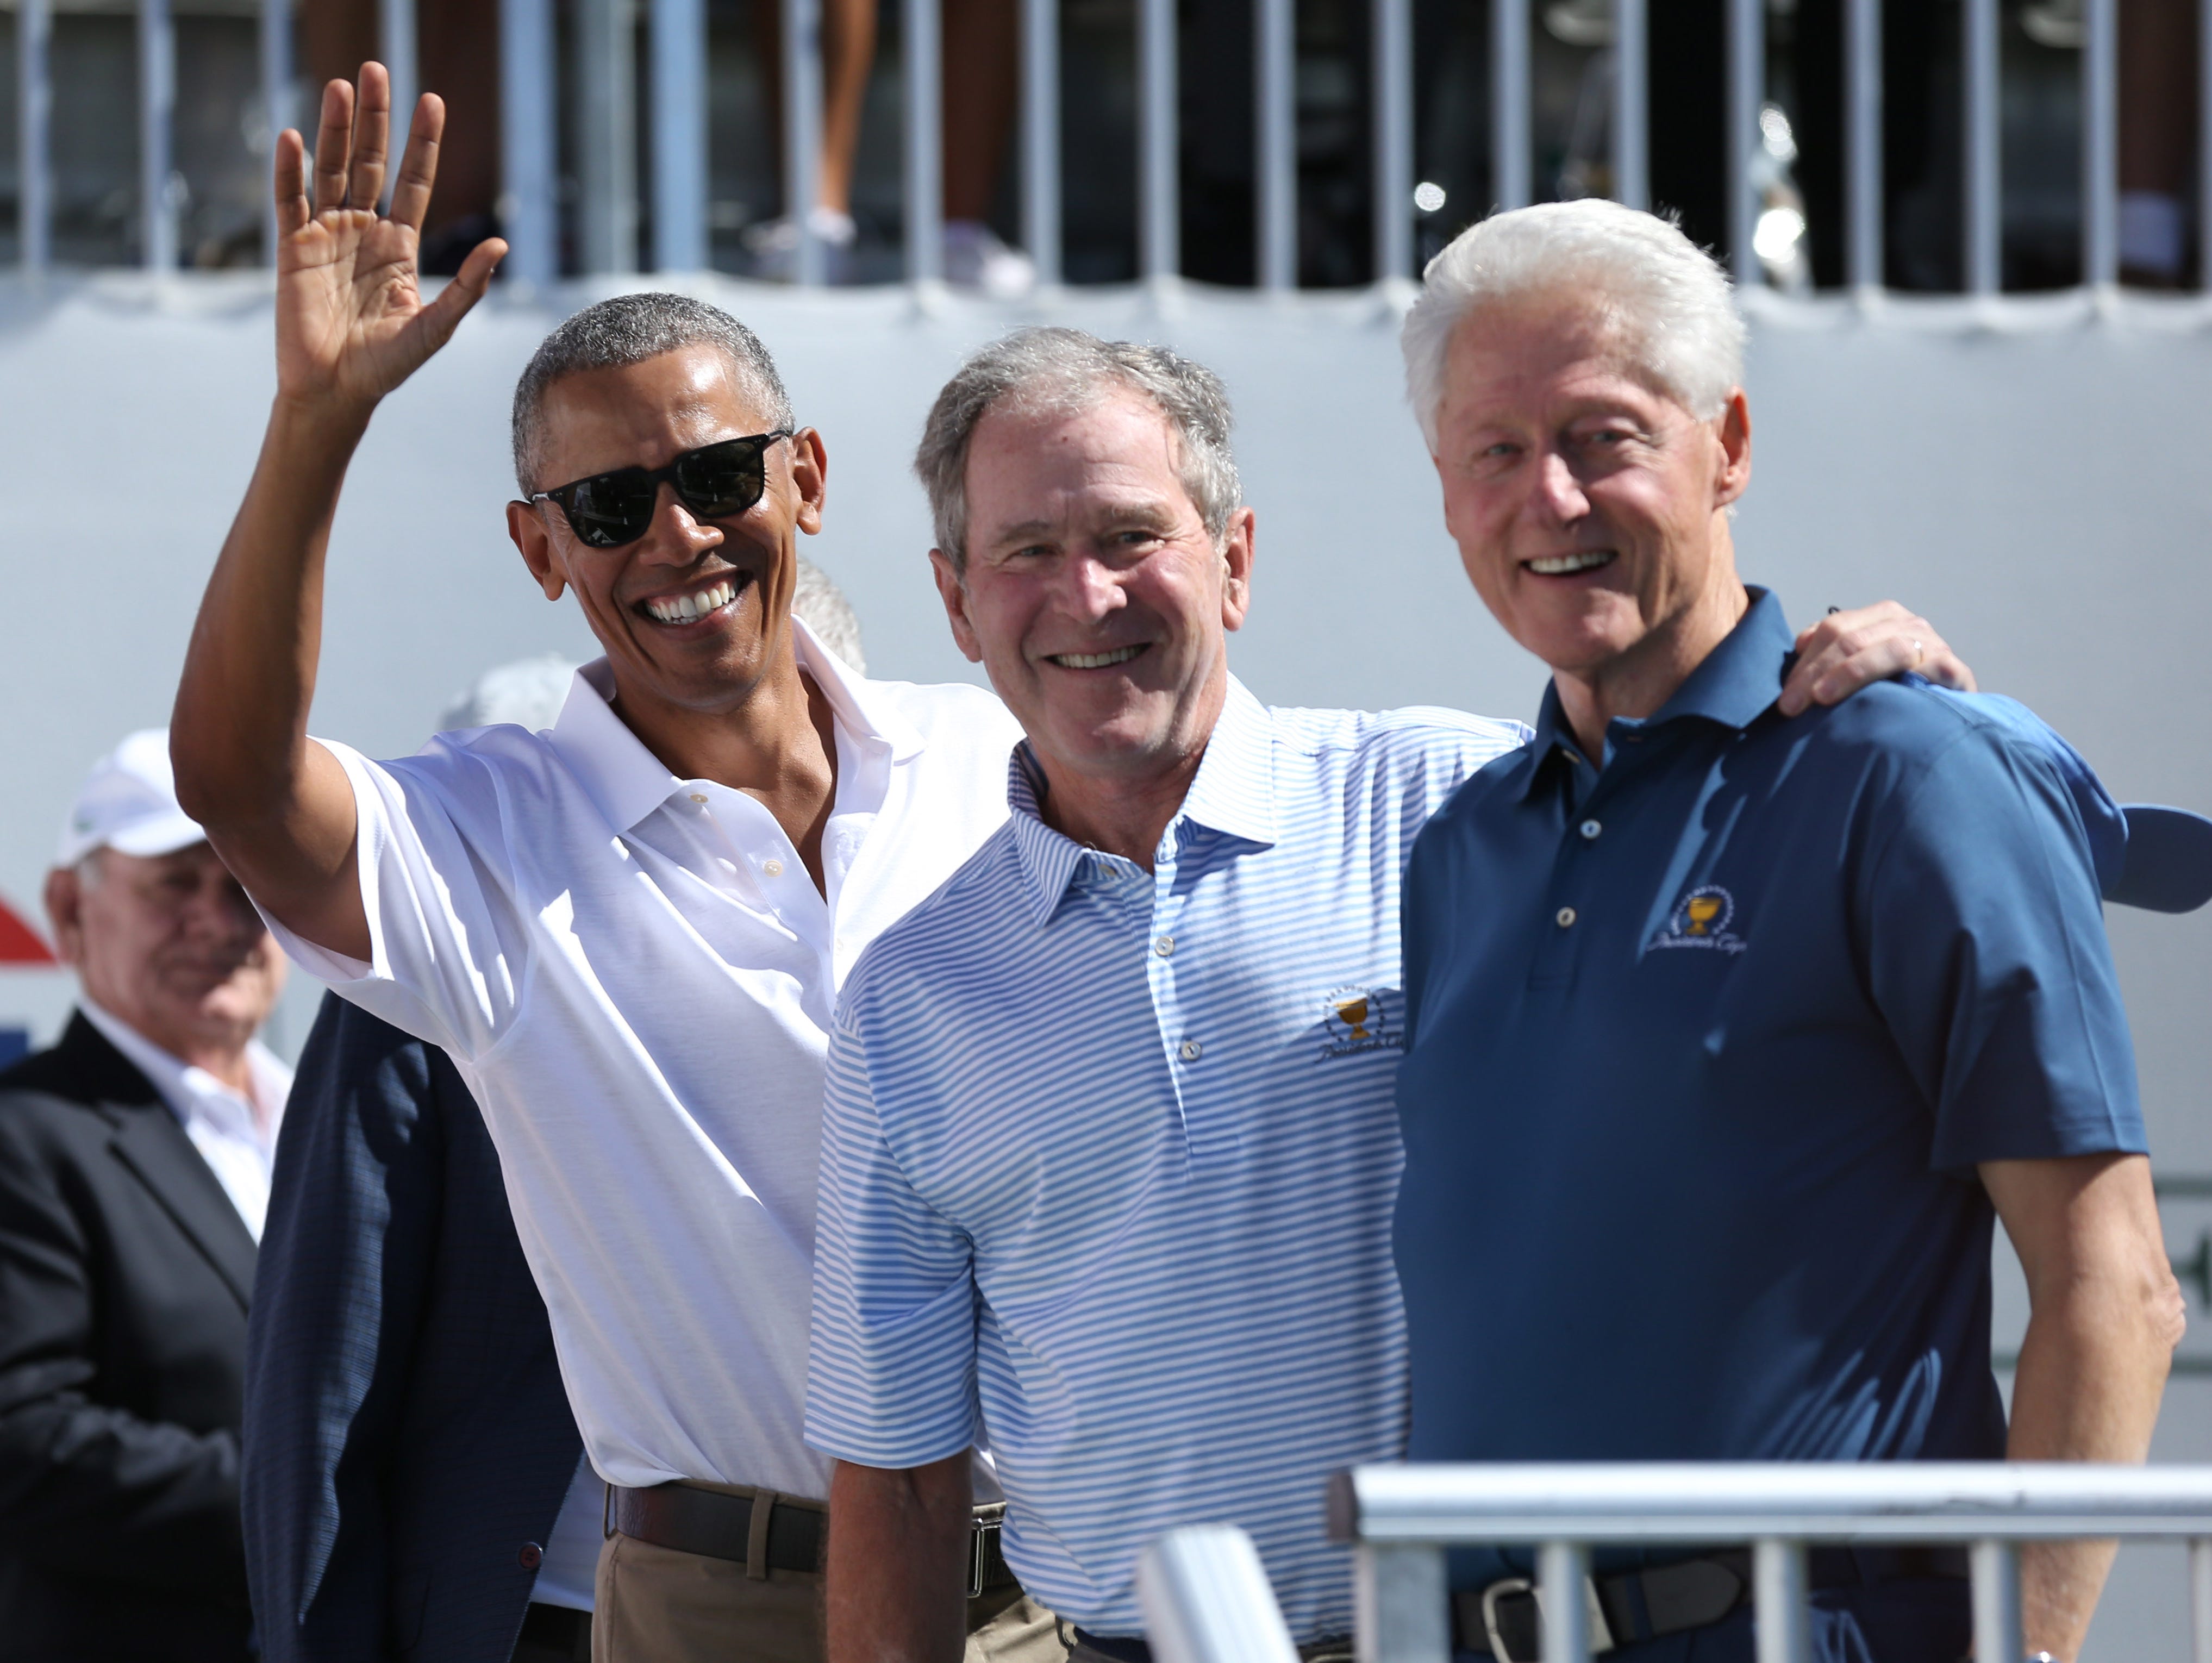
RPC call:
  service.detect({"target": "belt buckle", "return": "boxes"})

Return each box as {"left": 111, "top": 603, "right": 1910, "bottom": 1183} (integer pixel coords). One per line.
{"left": 1478, "top": 1574, "right": 1615, "bottom": 1662}
{"left": 966, "top": 1516, "right": 1001, "bottom": 1599}
{"left": 1479, "top": 1577, "right": 1534, "bottom": 1663}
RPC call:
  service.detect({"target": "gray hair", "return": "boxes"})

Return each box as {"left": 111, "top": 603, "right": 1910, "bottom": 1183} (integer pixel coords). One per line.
{"left": 1401, "top": 201, "right": 1747, "bottom": 451}
{"left": 791, "top": 555, "right": 867, "bottom": 673}
{"left": 914, "top": 327, "right": 1241, "bottom": 568}
{"left": 439, "top": 654, "right": 579, "bottom": 734}
{"left": 512, "top": 293, "right": 797, "bottom": 493}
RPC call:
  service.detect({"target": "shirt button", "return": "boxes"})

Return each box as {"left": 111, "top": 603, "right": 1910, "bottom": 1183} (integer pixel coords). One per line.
{"left": 1154, "top": 934, "right": 1176, "bottom": 957}
{"left": 1580, "top": 820, "right": 1601, "bottom": 840}
{"left": 762, "top": 859, "right": 784, "bottom": 877}
{"left": 1556, "top": 906, "right": 1578, "bottom": 928}
{"left": 1178, "top": 1039, "right": 1203, "bottom": 1062}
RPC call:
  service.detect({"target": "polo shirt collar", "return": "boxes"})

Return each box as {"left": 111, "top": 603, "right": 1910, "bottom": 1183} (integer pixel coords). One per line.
{"left": 1521, "top": 586, "right": 1791, "bottom": 800}
{"left": 549, "top": 617, "right": 923, "bottom": 834}
{"left": 1004, "top": 674, "right": 1280, "bottom": 926}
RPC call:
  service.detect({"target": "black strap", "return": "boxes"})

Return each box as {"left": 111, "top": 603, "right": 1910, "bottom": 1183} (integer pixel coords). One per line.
{"left": 608, "top": 1482, "right": 827, "bottom": 1573}
{"left": 1459, "top": 1546, "right": 1970, "bottom": 1659}
{"left": 606, "top": 1483, "right": 1019, "bottom": 1592}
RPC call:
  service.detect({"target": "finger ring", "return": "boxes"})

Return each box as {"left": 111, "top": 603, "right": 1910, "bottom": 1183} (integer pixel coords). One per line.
{"left": 1909, "top": 637, "right": 1924, "bottom": 662}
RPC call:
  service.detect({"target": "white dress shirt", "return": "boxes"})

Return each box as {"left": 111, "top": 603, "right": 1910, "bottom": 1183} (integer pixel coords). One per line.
{"left": 263, "top": 621, "right": 1023, "bottom": 1497}
{"left": 80, "top": 999, "right": 291, "bottom": 1240}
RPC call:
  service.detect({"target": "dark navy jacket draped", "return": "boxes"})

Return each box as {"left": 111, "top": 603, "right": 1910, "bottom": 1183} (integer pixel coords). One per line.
{"left": 242, "top": 994, "right": 582, "bottom": 1663}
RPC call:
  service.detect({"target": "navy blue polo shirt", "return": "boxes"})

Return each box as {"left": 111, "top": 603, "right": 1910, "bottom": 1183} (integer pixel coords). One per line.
{"left": 1394, "top": 589, "right": 2144, "bottom": 1548}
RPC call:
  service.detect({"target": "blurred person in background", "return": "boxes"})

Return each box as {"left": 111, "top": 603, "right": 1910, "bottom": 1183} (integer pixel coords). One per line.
{"left": 172, "top": 66, "right": 1045, "bottom": 1663}
{"left": 245, "top": 562, "right": 866, "bottom": 1663}
{"left": 0, "top": 730, "right": 290, "bottom": 1663}
{"left": 1392, "top": 200, "right": 2189, "bottom": 1663}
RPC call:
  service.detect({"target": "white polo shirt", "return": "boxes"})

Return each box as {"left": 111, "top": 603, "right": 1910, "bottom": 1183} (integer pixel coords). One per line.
{"left": 265, "top": 622, "right": 1021, "bottom": 1496}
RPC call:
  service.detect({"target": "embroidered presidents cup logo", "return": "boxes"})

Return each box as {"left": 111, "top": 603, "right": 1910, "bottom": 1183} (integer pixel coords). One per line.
{"left": 1651, "top": 884, "right": 1748, "bottom": 955}
{"left": 1320, "top": 986, "right": 1404, "bottom": 1057}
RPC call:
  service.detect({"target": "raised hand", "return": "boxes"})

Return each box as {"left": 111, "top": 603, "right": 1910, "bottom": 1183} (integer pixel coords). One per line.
{"left": 272, "top": 63, "right": 505, "bottom": 416}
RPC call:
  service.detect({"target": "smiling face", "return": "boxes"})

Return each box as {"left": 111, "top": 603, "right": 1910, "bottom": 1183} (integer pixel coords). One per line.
{"left": 930, "top": 385, "right": 1254, "bottom": 793}
{"left": 1431, "top": 293, "right": 1751, "bottom": 702}
{"left": 45, "top": 843, "right": 284, "bottom": 1063}
{"left": 507, "top": 345, "right": 826, "bottom": 720}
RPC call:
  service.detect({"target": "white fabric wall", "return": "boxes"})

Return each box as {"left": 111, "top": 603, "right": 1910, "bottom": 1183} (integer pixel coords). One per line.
{"left": 1, "top": 274, "right": 2207, "bottom": 1655}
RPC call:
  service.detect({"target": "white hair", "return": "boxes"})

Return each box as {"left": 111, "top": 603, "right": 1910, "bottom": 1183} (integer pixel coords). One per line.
{"left": 1401, "top": 200, "right": 1747, "bottom": 451}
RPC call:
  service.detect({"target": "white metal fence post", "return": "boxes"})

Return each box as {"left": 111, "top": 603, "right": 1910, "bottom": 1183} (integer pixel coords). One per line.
{"left": 651, "top": 0, "right": 709, "bottom": 272}
{"left": 581, "top": 0, "right": 640, "bottom": 273}
{"left": 2193, "top": 1536, "right": 2212, "bottom": 1663}
{"left": 782, "top": 0, "right": 824, "bottom": 284}
{"left": 1610, "top": 0, "right": 1647, "bottom": 210}
{"left": 18, "top": 0, "right": 51, "bottom": 274}
{"left": 499, "top": 0, "right": 560, "bottom": 286}
{"left": 1844, "top": 0, "right": 1881, "bottom": 291}
{"left": 139, "top": 0, "right": 177, "bottom": 272}
{"left": 2082, "top": 0, "right": 2117, "bottom": 286}
{"left": 1751, "top": 1539, "right": 1810, "bottom": 1663}
{"left": 1724, "top": 0, "right": 1761, "bottom": 284}
{"left": 1963, "top": 0, "right": 2000, "bottom": 293}
{"left": 1969, "top": 1539, "right": 2023, "bottom": 1663}
{"left": 1538, "top": 1540, "right": 1593, "bottom": 1663}
{"left": 259, "top": 0, "right": 291, "bottom": 265}
{"left": 1138, "top": 0, "right": 1178, "bottom": 287}
{"left": 905, "top": 0, "right": 943, "bottom": 286}
{"left": 1020, "top": 0, "right": 1061, "bottom": 285}
{"left": 1490, "top": 0, "right": 1529, "bottom": 210}
{"left": 1255, "top": 0, "right": 1295, "bottom": 290}
{"left": 381, "top": 0, "right": 418, "bottom": 157}
{"left": 1370, "top": 0, "right": 1410, "bottom": 285}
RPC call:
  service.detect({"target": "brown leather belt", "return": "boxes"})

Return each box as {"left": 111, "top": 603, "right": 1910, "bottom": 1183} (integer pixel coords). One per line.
{"left": 606, "top": 1483, "right": 1018, "bottom": 1595}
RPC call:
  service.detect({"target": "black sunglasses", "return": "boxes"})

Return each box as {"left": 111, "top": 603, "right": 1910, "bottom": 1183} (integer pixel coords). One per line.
{"left": 529, "top": 430, "right": 795, "bottom": 549}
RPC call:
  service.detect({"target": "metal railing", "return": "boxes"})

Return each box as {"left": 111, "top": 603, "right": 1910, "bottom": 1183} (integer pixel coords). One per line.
{"left": 1303, "top": 1462, "right": 2212, "bottom": 1663}
{"left": 13, "top": 0, "right": 2212, "bottom": 294}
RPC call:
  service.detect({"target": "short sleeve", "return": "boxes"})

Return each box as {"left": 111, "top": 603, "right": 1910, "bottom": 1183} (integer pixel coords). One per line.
{"left": 803, "top": 1019, "right": 982, "bottom": 1469}
{"left": 1861, "top": 723, "right": 2145, "bottom": 1170}
{"left": 256, "top": 739, "right": 532, "bottom": 1064}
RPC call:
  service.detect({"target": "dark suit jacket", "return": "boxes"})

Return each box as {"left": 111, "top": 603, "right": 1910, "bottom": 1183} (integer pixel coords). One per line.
{"left": 242, "top": 995, "right": 582, "bottom": 1663}
{"left": 0, "top": 1012, "right": 258, "bottom": 1663}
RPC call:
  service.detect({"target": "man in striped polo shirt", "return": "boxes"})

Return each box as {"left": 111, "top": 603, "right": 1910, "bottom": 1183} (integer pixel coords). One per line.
{"left": 802, "top": 328, "right": 1968, "bottom": 1663}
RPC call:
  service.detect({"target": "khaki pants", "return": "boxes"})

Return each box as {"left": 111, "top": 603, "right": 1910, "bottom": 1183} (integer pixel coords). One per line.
{"left": 592, "top": 1514, "right": 1066, "bottom": 1663}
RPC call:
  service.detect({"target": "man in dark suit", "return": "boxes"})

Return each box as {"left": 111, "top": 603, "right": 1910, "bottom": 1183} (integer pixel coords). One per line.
{"left": 0, "top": 730, "right": 292, "bottom": 1662}
{"left": 242, "top": 995, "right": 590, "bottom": 1663}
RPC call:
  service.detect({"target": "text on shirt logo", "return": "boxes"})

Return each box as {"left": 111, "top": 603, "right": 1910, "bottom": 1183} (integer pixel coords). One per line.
{"left": 1650, "top": 884, "right": 1748, "bottom": 955}
{"left": 1320, "top": 986, "right": 1405, "bottom": 1058}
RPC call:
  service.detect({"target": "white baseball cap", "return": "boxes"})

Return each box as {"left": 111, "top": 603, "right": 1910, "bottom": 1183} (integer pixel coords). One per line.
{"left": 55, "top": 729, "right": 208, "bottom": 869}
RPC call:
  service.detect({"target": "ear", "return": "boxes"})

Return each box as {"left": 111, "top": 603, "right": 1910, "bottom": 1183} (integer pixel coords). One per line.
{"left": 790, "top": 428, "right": 828, "bottom": 537}
{"left": 1713, "top": 389, "right": 1752, "bottom": 510}
{"left": 927, "top": 548, "right": 985, "bottom": 664}
{"left": 1219, "top": 505, "right": 1257, "bottom": 635}
{"left": 43, "top": 864, "right": 86, "bottom": 969}
{"left": 508, "top": 500, "right": 567, "bottom": 602}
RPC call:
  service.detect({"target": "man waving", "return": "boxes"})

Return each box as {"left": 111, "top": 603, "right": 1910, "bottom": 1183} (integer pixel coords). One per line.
{"left": 170, "top": 66, "right": 1047, "bottom": 1663}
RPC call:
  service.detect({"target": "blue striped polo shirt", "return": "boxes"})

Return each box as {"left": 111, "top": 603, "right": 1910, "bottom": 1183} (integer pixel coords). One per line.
{"left": 805, "top": 678, "right": 1526, "bottom": 1641}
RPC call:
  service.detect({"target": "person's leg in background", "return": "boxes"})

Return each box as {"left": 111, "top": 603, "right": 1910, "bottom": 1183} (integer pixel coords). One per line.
{"left": 2120, "top": 0, "right": 2197, "bottom": 285}
{"left": 750, "top": 0, "right": 879, "bottom": 278}
{"left": 941, "top": 0, "right": 1036, "bottom": 294}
